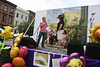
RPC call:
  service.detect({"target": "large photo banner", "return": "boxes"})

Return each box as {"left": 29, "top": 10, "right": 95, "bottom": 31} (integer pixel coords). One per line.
{"left": 46, "top": 6, "right": 88, "bottom": 44}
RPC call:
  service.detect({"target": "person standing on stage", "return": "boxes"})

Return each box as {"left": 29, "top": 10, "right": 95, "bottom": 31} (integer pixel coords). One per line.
{"left": 56, "top": 15, "right": 64, "bottom": 49}
{"left": 37, "top": 17, "right": 48, "bottom": 48}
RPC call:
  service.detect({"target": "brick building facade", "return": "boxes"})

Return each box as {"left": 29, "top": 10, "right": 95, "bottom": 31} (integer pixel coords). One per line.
{"left": 28, "top": 10, "right": 35, "bottom": 21}
{"left": 0, "top": 0, "right": 17, "bottom": 27}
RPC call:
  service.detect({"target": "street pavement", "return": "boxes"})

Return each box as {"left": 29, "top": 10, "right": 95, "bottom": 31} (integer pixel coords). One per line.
{"left": 35, "top": 44, "right": 67, "bottom": 55}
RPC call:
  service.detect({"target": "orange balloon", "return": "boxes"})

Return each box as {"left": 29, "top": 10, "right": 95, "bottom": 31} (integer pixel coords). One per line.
{"left": 12, "top": 57, "right": 25, "bottom": 67}
{"left": 95, "top": 29, "right": 100, "bottom": 38}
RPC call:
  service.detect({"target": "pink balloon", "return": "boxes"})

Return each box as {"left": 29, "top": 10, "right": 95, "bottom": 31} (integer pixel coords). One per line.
{"left": 2, "top": 63, "right": 13, "bottom": 67}
{"left": 60, "top": 57, "right": 69, "bottom": 67}
{"left": 19, "top": 46, "right": 28, "bottom": 58}
{"left": 70, "top": 52, "right": 79, "bottom": 59}
{"left": 80, "top": 56, "right": 86, "bottom": 67}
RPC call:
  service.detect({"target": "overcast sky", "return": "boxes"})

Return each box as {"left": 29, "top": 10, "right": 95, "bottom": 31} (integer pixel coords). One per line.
{"left": 7, "top": 0, "right": 100, "bottom": 12}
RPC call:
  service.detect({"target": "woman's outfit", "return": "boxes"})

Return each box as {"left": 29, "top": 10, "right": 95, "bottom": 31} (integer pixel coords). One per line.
{"left": 57, "top": 20, "right": 64, "bottom": 40}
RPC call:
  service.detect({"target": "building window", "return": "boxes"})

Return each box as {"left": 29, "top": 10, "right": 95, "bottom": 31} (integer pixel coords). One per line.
{"left": 21, "top": 14, "right": 23, "bottom": 19}
{"left": 4, "top": 6, "right": 8, "bottom": 11}
{"left": 2, "top": 14, "right": 6, "bottom": 22}
{"left": 15, "top": 21, "right": 18, "bottom": 25}
{"left": 16, "top": 13, "right": 19, "bottom": 17}
{"left": 9, "top": 16, "right": 12, "bottom": 23}
{"left": 10, "top": 8, "right": 13, "bottom": 13}
{"left": 25, "top": 16, "right": 27, "bottom": 20}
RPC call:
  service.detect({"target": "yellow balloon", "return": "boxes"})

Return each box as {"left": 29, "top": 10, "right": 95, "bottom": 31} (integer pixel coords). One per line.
{"left": 10, "top": 47, "right": 19, "bottom": 59}
{"left": 66, "top": 58, "right": 83, "bottom": 67}
{"left": 88, "top": 23, "right": 100, "bottom": 43}
{"left": 0, "top": 26, "right": 14, "bottom": 40}
{"left": 4, "top": 26, "right": 13, "bottom": 32}
{"left": 12, "top": 33, "right": 23, "bottom": 49}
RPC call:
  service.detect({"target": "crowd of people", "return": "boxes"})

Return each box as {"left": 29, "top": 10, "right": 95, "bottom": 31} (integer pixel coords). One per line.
{"left": 37, "top": 14, "right": 68, "bottom": 50}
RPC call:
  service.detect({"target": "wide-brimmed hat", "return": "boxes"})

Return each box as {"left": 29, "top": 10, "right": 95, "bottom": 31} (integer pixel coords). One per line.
{"left": 57, "top": 15, "right": 60, "bottom": 18}
{"left": 57, "top": 14, "right": 64, "bottom": 18}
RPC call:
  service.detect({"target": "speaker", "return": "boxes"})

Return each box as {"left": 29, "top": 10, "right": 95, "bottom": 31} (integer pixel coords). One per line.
{"left": 19, "top": 37, "right": 38, "bottom": 48}
{"left": 67, "top": 42, "right": 84, "bottom": 56}
{"left": 86, "top": 43, "right": 100, "bottom": 59}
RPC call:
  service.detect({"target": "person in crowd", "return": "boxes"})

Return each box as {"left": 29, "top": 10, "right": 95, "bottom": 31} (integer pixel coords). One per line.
{"left": 56, "top": 14, "right": 64, "bottom": 49}
{"left": 44, "top": 31, "right": 54, "bottom": 46}
{"left": 44, "top": 32, "right": 50, "bottom": 45}
{"left": 49, "top": 31, "right": 54, "bottom": 46}
{"left": 62, "top": 30, "right": 68, "bottom": 47}
{"left": 54, "top": 30, "right": 58, "bottom": 42}
{"left": 55, "top": 30, "right": 58, "bottom": 47}
{"left": 37, "top": 17, "right": 48, "bottom": 48}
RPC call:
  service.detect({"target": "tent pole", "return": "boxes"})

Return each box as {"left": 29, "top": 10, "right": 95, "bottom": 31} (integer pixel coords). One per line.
{"left": 24, "top": 18, "right": 35, "bottom": 36}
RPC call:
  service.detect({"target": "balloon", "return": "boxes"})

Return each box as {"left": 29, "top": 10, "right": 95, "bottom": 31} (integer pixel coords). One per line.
{"left": 19, "top": 46, "right": 28, "bottom": 58}
{"left": 88, "top": 23, "right": 100, "bottom": 43}
{"left": 66, "top": 58, "right": 83, "bottom": 67}
{"left": 0, "top": 26, "right": 14, "bottom": 40}
{"left": 60, "top": 53, "right": 86, "bottom": 67}
{"left": 80, "top": 56, "right": 86, "bottom": 67}
{"left": 10, "top": 47, "right": 19, "bottom": 59}
{"left": 2, "top": 63, "right": 13, "bottom": 67}
{"left": 70, "top": 53, "right": 79, "bottom": 59}
{"left": 10, "top": 33, "right": 23, "bottom": 59}
{"left": 12, "top": 33, "right": 23, "bottom": 49}
{"left": 12, "top": 57, "right": 25, "bottom": 67}
{"left": 3, "top": 26, "right": 13, "bottom": 32}
{"left": 95, "top": 29, "right": 100, "bottom": 38}
{"left": 3, "top": 46, "right": 11, "bottom": 49}
{"left": 60, "top": 57, "right": 69, "bottom": 67}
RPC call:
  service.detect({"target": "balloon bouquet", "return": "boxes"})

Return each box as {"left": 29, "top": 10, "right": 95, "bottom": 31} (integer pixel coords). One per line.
{"left": 60, "top": 53, "right": 86, "bottom": 67}
{"left": 0, "top": 26, "right": 28, "bottom": 67}
{"left": 0, "top": 26, "right": 14, "bottom": 49}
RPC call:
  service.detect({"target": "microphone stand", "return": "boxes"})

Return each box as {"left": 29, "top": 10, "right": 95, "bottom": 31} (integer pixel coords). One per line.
{"left": 89, "top": 14, "right": 95, "bottom": 42}
{"left": 33, "top": 27, "right": 39, "bottom": 41}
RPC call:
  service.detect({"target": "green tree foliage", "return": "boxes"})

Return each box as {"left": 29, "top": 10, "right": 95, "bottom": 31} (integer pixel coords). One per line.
{"left": 5, "top": 24, "right": 16, "bottom": 28}
{"left": 17, "top": 21, "right": 34, "bottom": 36}
{"left": 64, "top": 18, "right": 68, "bottom": 30}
